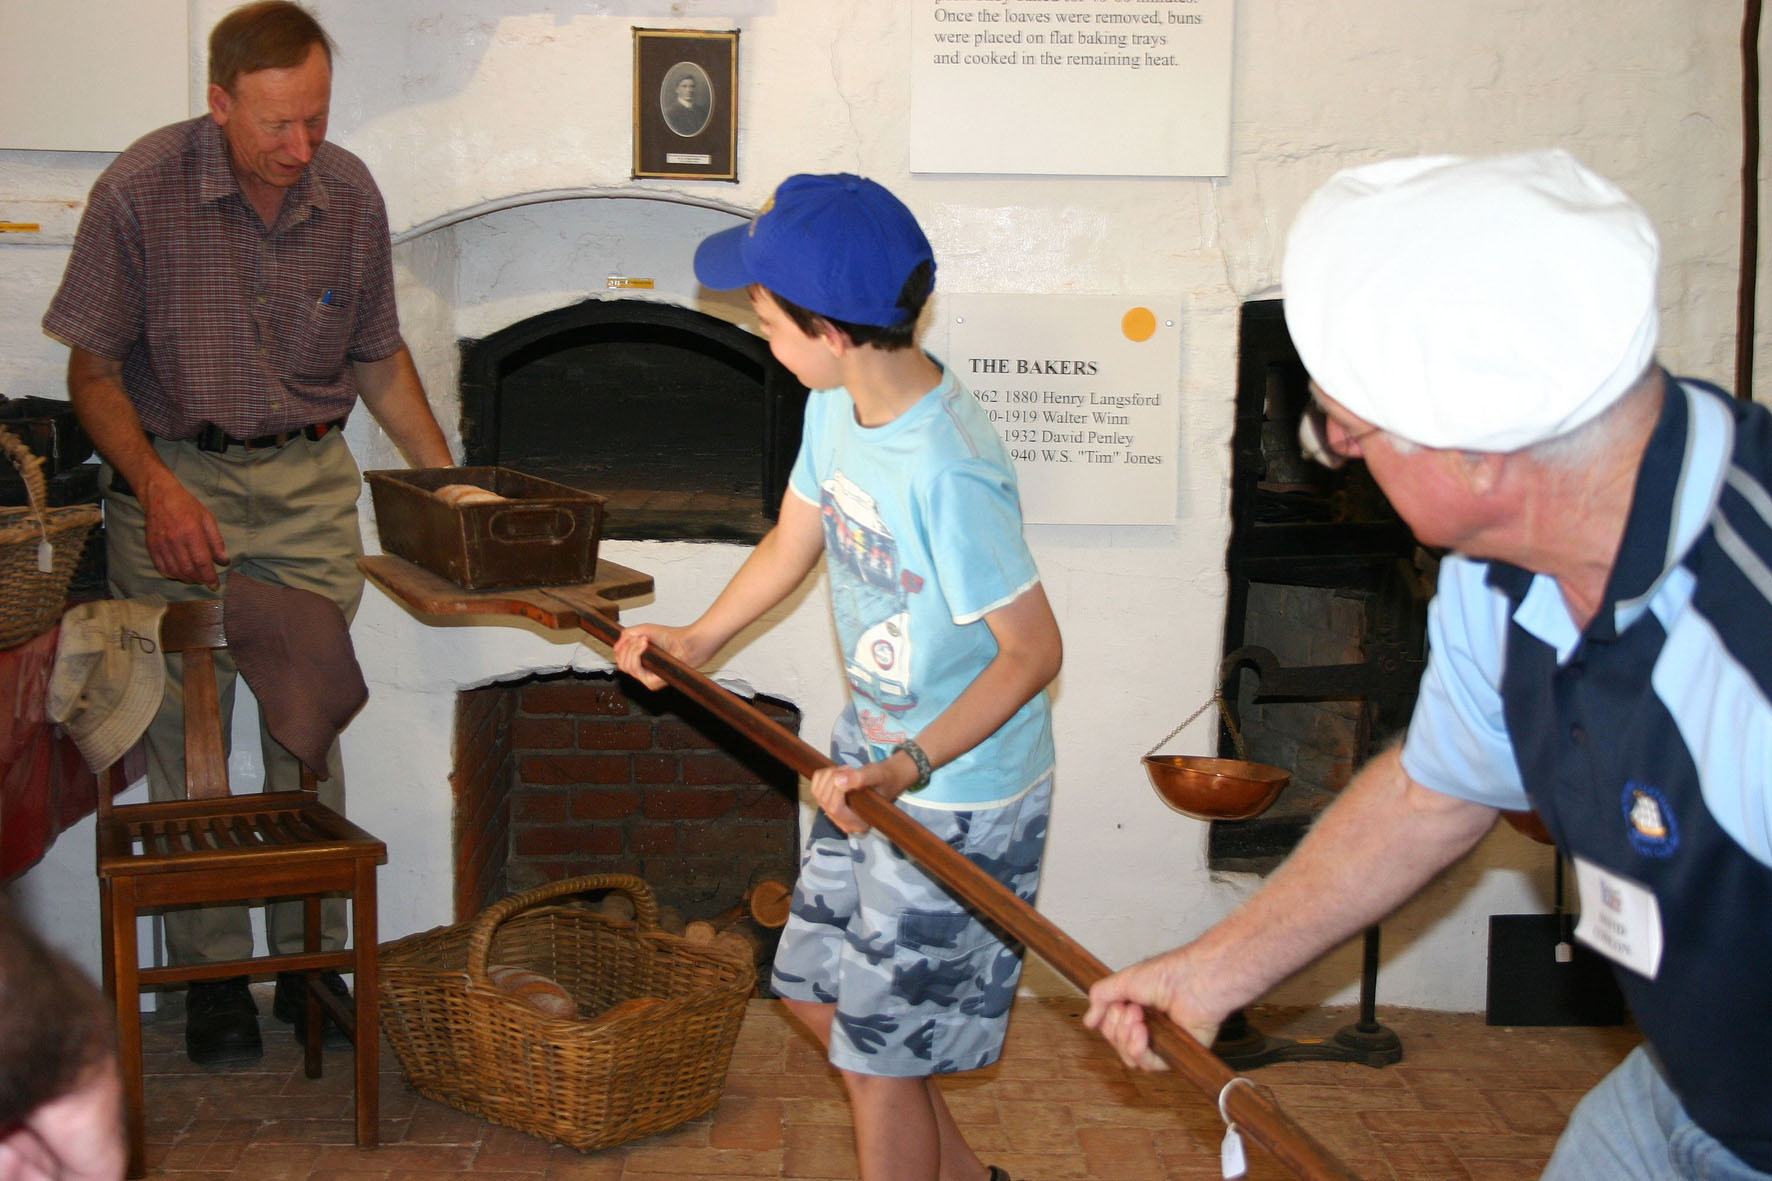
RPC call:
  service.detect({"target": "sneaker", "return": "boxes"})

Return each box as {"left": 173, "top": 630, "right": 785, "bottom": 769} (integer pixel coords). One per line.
{"left": 184, "top": 976, "right": 262, "bottom": 1066}
{"left": 272, "top": 970, "right": 353, "bottom": 1046}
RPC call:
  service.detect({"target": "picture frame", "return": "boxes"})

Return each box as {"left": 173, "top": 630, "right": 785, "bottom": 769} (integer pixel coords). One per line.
{"left": 633, "top": 28, "right": 738, "bottom": 182}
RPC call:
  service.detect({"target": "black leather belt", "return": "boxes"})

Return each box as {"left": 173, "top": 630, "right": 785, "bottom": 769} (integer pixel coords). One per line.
{"left": 111, "top": 419, "right": 348, "bottom": 497}
{"left": 189, "top": 418, "right": 346, "bottom": 453}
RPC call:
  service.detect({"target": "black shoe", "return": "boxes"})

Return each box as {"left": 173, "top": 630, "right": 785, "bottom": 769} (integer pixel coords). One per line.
{"left": 184, "top": 976, "right": 262, "bottom": 1066}
{"left": 272, "top": 970, "right": 352, "bottom": 1046}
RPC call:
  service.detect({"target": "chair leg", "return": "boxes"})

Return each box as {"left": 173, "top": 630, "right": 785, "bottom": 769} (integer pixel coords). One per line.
{"left": 98, "top": 878, "right": 115, "bottom": 999}
{"left": 302, "top": 895, "right": 322, "bottom": 1078}
{"left": 106, "top": 878, "right": 147, "bottom": 1179}
{"left": 352, "top": 860, "right": 379, "bottom": 1150}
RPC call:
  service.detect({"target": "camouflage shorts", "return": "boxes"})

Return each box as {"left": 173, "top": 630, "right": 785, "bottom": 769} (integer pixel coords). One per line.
{"left": 770, "top": 727, "right": 1052, "bottom": 1077}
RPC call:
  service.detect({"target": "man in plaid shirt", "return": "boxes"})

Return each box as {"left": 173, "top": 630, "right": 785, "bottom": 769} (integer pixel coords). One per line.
{"left": 42, "top": 1, "right": 452, "bottom": 1067}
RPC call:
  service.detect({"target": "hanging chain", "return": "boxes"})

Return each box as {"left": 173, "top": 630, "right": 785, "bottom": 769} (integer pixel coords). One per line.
{"left": 1145, "top": 689, "right": 1249, "bottom": 762}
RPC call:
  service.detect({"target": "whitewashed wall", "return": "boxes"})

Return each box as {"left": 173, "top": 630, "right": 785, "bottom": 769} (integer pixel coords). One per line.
{"left": 3, "top": 1, "right": 1763, "bottom": 1014}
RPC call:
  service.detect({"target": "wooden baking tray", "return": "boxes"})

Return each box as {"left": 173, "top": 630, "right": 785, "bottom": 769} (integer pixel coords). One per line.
{"left": 365, "top": 466, "right": 605, "bottom": 591}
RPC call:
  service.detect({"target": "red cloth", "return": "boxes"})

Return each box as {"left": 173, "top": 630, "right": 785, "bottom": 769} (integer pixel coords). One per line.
{"left": 0, "top": 625, "right": 136, "bottom": 880}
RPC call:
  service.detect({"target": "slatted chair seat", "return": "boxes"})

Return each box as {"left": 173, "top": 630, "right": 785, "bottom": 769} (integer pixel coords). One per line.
{"left": 96, "top": 597, "right": 385, "bottom": 1177}
{"left": 100, "top": 794, "right": 379, "bottom": 865}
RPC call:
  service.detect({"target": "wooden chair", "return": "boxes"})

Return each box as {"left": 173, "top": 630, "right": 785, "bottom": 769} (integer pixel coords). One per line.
{"left": 95, "top": 598, "right": 385, "bottom": 1176}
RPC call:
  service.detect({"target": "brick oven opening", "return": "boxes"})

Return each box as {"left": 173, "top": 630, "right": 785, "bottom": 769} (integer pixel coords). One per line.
{"left": 450, "top": 670, "right": 803, "bottom": 986}
{"left": 459, "top": 298, "right": 808, "bottom": 543}
{"left": 1213, "top": 299, "right": 1431, "bottom": 874}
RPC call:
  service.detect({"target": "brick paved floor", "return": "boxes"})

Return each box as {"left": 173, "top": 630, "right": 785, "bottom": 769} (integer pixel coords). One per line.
{"left": 140, "top": 986, "right": 1639, "bottom": 1179}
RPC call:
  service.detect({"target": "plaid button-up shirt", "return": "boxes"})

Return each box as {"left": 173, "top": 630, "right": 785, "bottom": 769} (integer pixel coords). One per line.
{"left": 43, "top": 116, "right": 403, "bottom": 441}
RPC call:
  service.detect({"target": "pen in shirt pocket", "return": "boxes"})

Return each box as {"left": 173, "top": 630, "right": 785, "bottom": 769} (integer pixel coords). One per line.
{"left": 317, "top": 289, "right": 347, "bottom": 308}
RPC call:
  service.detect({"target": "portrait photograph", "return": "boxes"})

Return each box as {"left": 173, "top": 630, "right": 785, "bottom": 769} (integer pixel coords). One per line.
{"left": 634, "top": 29, "right": 738, "bottom": 181}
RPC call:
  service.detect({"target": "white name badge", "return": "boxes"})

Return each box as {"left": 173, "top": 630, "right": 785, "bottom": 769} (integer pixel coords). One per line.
{"left": 1572, "top": 856, "right": 1663, "bottom": 980}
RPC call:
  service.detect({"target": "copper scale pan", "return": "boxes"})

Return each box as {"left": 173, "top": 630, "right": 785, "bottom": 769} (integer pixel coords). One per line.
{"left": 382, "top": 576, "right": 1357, "bottom": 1181}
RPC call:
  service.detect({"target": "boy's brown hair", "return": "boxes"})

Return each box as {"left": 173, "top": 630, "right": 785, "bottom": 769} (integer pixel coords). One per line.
{"left": 766, "top": 259, "right": 936, "bottom": 353}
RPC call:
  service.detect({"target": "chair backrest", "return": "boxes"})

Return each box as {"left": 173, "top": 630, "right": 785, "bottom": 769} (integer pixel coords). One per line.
{"left": 158, "top": 599, "right": 232, "bottom": 802}
{"left": 97, "top": 597, "right": 318, "bottom": 818}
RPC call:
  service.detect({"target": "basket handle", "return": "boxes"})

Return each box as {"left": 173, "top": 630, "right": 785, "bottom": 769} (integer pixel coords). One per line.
{"left": 463, "top": 873, "right": 658, "bottom": 986}
{"left": 0, "top": 425, "right": 51, "bottom": 535}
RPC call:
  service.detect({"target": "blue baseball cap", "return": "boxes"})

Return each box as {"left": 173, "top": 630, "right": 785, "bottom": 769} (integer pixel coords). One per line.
{"left": 694, "top": 173, "right": 935, "bottom": 327}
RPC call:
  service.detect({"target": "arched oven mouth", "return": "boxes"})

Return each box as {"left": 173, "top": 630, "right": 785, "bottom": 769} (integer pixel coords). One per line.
{"left": 459, "top": 298, "right": 807, "bottom": 543}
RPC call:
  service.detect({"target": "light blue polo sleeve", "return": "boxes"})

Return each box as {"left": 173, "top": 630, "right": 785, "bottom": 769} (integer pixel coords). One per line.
{"left": 1400, "top": 557, "right": 1530, "bottom": 809}
{"left": 919, "top": 458, "right": 1040, "bottom": 625}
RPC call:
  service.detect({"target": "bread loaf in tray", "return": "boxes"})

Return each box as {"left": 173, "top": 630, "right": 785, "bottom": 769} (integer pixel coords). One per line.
{"left": 433, "top": 482, "right": 508, "bottom": 507}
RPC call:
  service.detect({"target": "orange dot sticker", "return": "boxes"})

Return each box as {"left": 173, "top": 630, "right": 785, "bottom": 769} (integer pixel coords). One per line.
{"left": 1122, "top": 306, "right": 1157, "bottom": 342}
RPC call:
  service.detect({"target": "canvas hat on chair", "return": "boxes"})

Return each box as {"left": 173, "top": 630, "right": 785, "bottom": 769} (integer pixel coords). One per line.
{"left": 47, "top": 596, "right": 169, "bottom": 772}
{"left": 223, "top": 573, "right": 367, "bottom": 779}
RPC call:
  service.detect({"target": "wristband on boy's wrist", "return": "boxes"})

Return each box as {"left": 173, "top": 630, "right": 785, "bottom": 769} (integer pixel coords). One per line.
{"left": 895, "top": 739, "right": 933, "bottom": 791}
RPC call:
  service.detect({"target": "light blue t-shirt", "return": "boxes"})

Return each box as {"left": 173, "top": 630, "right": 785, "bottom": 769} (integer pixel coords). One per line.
{"left": 788, "top": 362, "right": 1055, "bottom": 808}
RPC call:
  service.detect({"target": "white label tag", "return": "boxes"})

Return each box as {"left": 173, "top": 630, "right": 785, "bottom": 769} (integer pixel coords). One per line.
{"left": 1220, "top": 1125, "right": 1247, "bottom": 1178}
{"left": 1572, "top": 856, "right": 1663, "bottom": 980}
{"left": 36, "top": 539, "right": 52, "bottom": 573}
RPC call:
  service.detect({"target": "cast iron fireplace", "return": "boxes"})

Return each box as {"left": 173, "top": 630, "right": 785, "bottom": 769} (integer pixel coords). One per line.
{"left": 1212, "top": 299, "right": 1431, "bottom": 874}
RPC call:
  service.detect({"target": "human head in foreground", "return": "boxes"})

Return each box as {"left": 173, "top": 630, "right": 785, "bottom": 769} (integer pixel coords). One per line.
{"left": 694, "top": 172, "right": 937, "bottom": 359}
{"left": 0, "top": 899, "right": 124, "bottom": 1179}
{"left": 1282, "top": 148, "right": 1661, "bottom": 457}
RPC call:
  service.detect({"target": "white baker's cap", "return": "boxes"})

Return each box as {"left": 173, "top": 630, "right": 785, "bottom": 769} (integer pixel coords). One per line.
{"left": 1281, "top": 150, "right": 1660, "bottom": 452}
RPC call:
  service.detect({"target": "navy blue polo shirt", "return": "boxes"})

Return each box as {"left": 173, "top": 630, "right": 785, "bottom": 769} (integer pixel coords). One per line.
{"left": 1403, "top": 375, "right": 1772, "bottom": 1169}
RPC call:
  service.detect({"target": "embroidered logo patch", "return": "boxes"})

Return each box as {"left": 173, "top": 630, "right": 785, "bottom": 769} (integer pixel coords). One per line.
{"left": 749, "top": 192, "right": 776, "bottom": 235}
{"left": 1621, "top": 781, "right": 1678, "bottom": 858}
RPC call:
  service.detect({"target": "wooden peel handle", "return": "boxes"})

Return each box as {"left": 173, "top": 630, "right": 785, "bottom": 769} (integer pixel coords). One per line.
{"left": 570, "top": 607, "right": 1358, "bottom": 1181}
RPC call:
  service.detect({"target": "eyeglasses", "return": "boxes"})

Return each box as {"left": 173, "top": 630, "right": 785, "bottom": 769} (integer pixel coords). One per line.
{"left": 1297, "top": 399, "right": 1384, "bottom": 470}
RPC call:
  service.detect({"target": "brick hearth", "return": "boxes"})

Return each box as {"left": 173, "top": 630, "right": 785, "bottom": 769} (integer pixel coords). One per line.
{"left": 449, "top": 672, "right": 802, "bottom": 923}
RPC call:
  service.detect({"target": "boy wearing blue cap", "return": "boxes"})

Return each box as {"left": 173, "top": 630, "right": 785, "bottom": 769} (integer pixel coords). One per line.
{"left": 615, "top": 174, "right": 1059, "bottom": 1181}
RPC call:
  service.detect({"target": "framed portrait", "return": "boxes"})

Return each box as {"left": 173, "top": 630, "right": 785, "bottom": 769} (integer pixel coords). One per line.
{"left": 633, "top": 28, "right": 738, "bottom": 182}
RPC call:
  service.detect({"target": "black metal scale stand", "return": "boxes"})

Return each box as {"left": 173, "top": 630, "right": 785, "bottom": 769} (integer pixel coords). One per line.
{"left": 1211, "top": 928, "right": 1402, "bottom": 1070}
{"left": 1206, "top": 637, "right": 1426, "bottom": 1071}
{"left": 1204, "top": 300, "right": 1436, "bottom": 1070}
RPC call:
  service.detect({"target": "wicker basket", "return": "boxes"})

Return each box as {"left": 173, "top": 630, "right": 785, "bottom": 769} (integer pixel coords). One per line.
{"left": 0, "top": 426, "right": 100, "bottom": 650}
{"left": 379, "top": 874, "right": 756, "bottom": 1152}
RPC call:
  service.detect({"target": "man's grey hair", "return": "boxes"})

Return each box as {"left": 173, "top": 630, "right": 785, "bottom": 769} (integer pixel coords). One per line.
{"left": 1520, "top": 364, "right": 1660, "bottom": 467}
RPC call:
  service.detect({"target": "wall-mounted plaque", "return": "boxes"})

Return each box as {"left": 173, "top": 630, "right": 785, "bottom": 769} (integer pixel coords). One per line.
{"left": 910, "top": 0, "right": 1234, "bottom": 177}
{"left": 937, "top": 294, "right": 1181, "bottom": 525}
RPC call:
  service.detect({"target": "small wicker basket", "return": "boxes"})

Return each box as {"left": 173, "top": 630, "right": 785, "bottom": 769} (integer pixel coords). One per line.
{"left": 0, "top": 425, "right": 100, "bottom": 650}
{"left": 379, "top": 874, "right": 756, "bottom": 1152}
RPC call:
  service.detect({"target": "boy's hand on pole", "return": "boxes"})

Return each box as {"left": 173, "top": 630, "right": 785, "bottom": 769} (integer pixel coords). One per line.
{"left": 611, "top": 625, "right": 671, "bottom": 689}
{"left": 810, "top": 752, "right": 920, "bottom": 835}
{"left": 611, "top": 623, "right": 716, "bottom": 690}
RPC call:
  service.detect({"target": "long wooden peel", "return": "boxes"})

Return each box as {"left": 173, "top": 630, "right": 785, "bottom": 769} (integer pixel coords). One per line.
{"left": 563, "top": 612, "right": 1358, "bottom": 1181}
{"left": 359, "top": 556, "right": 1356, "bottom": 1179}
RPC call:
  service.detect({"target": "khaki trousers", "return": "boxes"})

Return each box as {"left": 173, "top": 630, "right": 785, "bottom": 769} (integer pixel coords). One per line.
{"left": 104, "top": 431, "right": 364, "bottom": 965}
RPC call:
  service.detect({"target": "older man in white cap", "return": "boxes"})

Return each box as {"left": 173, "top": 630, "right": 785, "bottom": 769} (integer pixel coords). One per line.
{"left": 1085, "top": 149, "right": 1772, "bottom": 1180}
